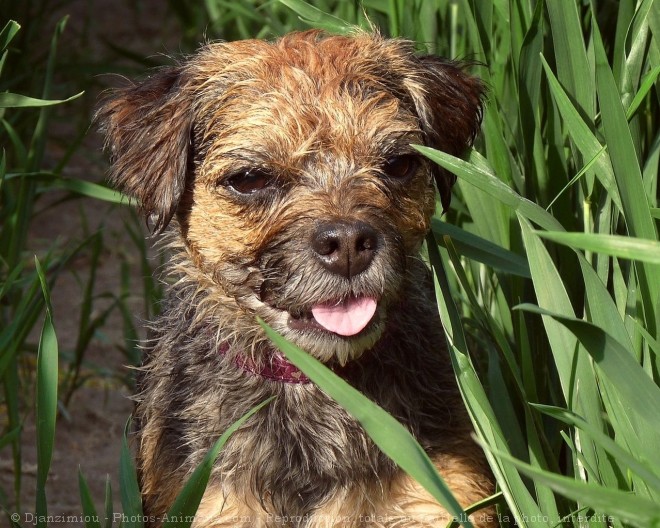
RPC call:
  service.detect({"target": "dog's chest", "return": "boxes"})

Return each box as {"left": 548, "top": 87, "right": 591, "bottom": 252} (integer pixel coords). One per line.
{"left": 190, "top": 385, "right": 399, "bottom": 527}
{"left": 210, "top": 382, "right": 394, "bottom": 505}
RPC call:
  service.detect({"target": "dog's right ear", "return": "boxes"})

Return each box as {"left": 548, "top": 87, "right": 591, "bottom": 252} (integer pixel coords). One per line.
{"left": 97, "top": 67, "right": 192, "bottom": 233}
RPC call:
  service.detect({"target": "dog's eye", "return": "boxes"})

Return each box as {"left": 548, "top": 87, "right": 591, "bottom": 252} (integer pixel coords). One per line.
{"left": 226, "top": 169, "right": 274, "bottom": 194}
{"left": 382, "top": 155, "right": 420, "bottom": 180}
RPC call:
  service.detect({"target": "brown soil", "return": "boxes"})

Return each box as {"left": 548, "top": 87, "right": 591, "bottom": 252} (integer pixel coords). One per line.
{"left": 1, "top": 1, "right": 183, "bottom": 525}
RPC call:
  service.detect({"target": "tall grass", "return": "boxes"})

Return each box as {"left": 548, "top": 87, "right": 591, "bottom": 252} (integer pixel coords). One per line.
{"left": 1, "top": 17, "right": 82, "bottom": 517}
{"left": 0, "top": 13, "right": 133, "bottom": 524}
{"left": 266, "top": 1, "right": 660, "bottom": 527}
{"left": 2, "top": 1, "right": 659, "bottom": 527}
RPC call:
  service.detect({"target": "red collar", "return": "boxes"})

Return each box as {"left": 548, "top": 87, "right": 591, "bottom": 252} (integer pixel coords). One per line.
{"left": 219, "top": 342, "right": 311, "bottom": 384}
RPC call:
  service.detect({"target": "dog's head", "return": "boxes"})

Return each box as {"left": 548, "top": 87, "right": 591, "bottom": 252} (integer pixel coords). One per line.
{"left": 98, "top": 31, "right": 483, "bottom": 364}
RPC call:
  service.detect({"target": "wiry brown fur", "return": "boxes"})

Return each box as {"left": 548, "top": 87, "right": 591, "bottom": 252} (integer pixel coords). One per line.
{"left": 98, "top": 30, "right": 495, "bottom": 527}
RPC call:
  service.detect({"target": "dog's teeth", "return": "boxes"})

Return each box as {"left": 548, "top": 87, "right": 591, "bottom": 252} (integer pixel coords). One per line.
{"left": 311, "top": 297, "right": 377, "bottom": 337}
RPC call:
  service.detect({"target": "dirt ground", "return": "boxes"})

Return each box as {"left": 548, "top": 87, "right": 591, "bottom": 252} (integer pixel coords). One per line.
{"left": 1, "top": 1, "right": 185, "bottom": 524}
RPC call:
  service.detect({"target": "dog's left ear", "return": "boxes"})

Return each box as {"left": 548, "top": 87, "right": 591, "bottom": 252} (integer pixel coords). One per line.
{"left": 96, "top": 67, "right": 193, "bottom": 233}
{"left": 404, "top": 56, "right": 485, "bottom": 213}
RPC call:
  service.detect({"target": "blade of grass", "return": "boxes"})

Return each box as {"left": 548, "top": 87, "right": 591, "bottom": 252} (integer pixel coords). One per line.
{"left": 518, "top": 0, "right": 545, "bottom": 198}
{"left": 440, "top": 235, "right": 562, "bottom": 522}
{"left": 535, "top": 231, "right": 660, "bottom": 265}
{"left": 546, "top": 0, "right": 594, "bottom": 116}
{"left": 626, "top": 65, "right": 660, "bottom": 120}
{"left": 573, "top": 255, "right": 656, "bottom": 482}
{"left": 38, "top": 177, "right": 127, "bottom": 203}
{"left": 619, "top": 0, "right": 655, "bottom": 109}
{"left": 593, "top": 18, "right": 660, "bottom": 336}
{"left": 445, "top": 492, "right": 505, "bottom": 528}
{"left": 481, "top": 444, "right": 660, "bottom": 527}
{"left": 1, "top": 119, "right": 28, "bottom": 167}
{"left": 516, "top": 304, "right": 660, "bottom": 432}
{"left": 540, "top": 55, "right": 623, "bottom": 213}
{"left": 546, "top": 146, "right": 607, "bottom": 212}
{"left": 0, "top": 20, "right": 20, "bottom": 51}
{"left": 630, "top": 317, "right": 660, "bottom": 359}
{"left": 518, "top": 216, "right": 607, "bottom": 486}
{"left": 532, "top": 404, "right": 660, "bottom": 493}
{"left": 0, "top": 92, "right": 83, "bottom": 108}
{"left": 34, "top": 257, "right": 58, "bottom": 528}
{"left": 431, "top": 218, "right": 530, "bottom": 277}
{"left": 104, "top": 475, "right": 113, "bottom": 528}
{"left": 278, "top": 0, "right": 356, "bottom": 34}
{"left": 593, "top": 19, "right": 657, "bottom": 245}
{"left": 27, "top": 15, "right": 69, "bottom": 171}
{"left": 78, "top": 469, "right": 102, "bottom": 528}
{"left": 415, "top": 146, "right": 564, "bottom": 231}
{"left": 0, "top": 427, "right": 20, "bottom": 451}
{"left": 119, "top": 420, "right": 143, "bottom": 528}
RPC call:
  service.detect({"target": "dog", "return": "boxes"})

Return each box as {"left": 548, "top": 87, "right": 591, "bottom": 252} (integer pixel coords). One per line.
{"left": 98, "top": 30, "right": 495, "bottom": 527}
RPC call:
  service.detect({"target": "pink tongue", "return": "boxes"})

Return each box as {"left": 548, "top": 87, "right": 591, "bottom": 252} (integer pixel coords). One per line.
{"left": 311, "top": 297, "right": 378, "bottom": 337}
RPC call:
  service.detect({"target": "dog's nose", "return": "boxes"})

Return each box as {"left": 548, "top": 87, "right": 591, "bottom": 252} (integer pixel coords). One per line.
{"left": 311, "top": 221, "right": 379, "bottom": 278}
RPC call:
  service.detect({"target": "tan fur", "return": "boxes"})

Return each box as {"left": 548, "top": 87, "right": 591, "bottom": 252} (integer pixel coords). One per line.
{"left": 98, "top": 30, "right": 495, "bottom": 528}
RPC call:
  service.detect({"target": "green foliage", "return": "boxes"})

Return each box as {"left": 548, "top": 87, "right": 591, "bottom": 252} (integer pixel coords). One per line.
{"left": 263, "top": 1, "right": 660, "bottom": 527}
{"left": 0, "top": 14, "right": 135, "bottom": 523}
{"left": 0, "top": 18, "right": 74, "bottom": 517}
{"left": 2, "top": 1, "right": 659, "bottom": 528}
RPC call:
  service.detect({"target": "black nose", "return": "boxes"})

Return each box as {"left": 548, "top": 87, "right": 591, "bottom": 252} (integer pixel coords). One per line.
{"left": 311, "top": 220, "right": 379, "bottom": 278}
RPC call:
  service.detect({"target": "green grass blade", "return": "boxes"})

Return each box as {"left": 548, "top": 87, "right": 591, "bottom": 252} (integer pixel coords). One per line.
{"left": 426, "top": 237, "right": 543, "bottom": 527}
{"left": 431, "top": 218, "right": 530, "bottom": 277}
{"left": 626, "top": 65, "right": 660, "bottom": 120}
{"left": 1, "top": 119, "right": 28, "bottom": 167}
{"left": 517, "top": 0, "right": 545, "bottom": 195}
{"left": 27, "top": 15, "right": 68, "bottom": 172}
{"left": 426, "top": 236, "right": 544, "bottom": 519}
{"left": 104, "top": 475, "right": 113, "bottom": 528}
{"left": 619, "top": 0, "right": 655, "bottom": 109}
{"left": 0, "top": 20, "right": 20, "bottom": 51}
{"left": 0, "top": 261, "right": 25, "bottom": 303}
{"left": 449, "top": 345, "right": 550, "bottom": 527}
{"left": 259, "top": 319, "right": 475, "bottom": 528}
{"left": 38, "top": 177, "right": 127, "bottom": 203}
{"left": 546, "top": 0, "right": 594, "bottom": 115}
{"left": 517, "top": 304, "right": 660, "bottom": 436}
{"left": 0, "top": 426, "right": 20, "bottom": 451}
{"left": 426, "top": 234, "right": 467, "bottom": 353}
{"left": 535, "top": 231, "right": 660, "bottom": 265}
{"left": 592, "top": 19, "right": 660, "bottom": 336}
{"left": 546, "top": 146, "right": 607, "bottom": 212}
{"left": 34, "top": 257, "right": 58, "bottom": 528}
{"left": 630, "top": 317, "right": 660, "bottom": 358}
{"left": 278, "top": 0, "right": 357, "bottom": 34}
{"left": 532, "top": 404, "right": 660, "bottom": 492}
{"left": 119, "top": 420, "right": 144, "bottom": 528}
{"left": 593, "top": 22, "right": 657, "bottom": 243}
{"left": 445, "top": 492, "right": 505, "bottom": 528}
{"left": 482, "top": 445, "right": 660, "bottom": 527}
{"left": 518, "top": 218, "right": 584, "bottom": 401}
{"left": 518, "top": 216, "right": 610, "bottom": 489}
{"left": 540, "top": 55, "right": 623, "bottom": 213}
{"left": 78, "top": 469, "right": 102, "bottom": 528}
{"left": 0, "top": 92, "right": 84, "bottom": 108}
{"left": 162, "top": 397, "right": 274, "bottom": 528}
{"left": 415, "top": 146, "right": 564, "bottom": 231}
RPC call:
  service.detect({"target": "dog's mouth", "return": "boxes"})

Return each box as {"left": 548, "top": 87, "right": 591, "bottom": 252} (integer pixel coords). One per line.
{"left": 288, "top": 296, "right": 379, "bottom": 337}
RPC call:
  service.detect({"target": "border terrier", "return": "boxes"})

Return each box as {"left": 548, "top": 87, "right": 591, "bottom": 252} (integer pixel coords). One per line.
{"left": 98, "top": 30, "right": 495, "bottom": 527}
